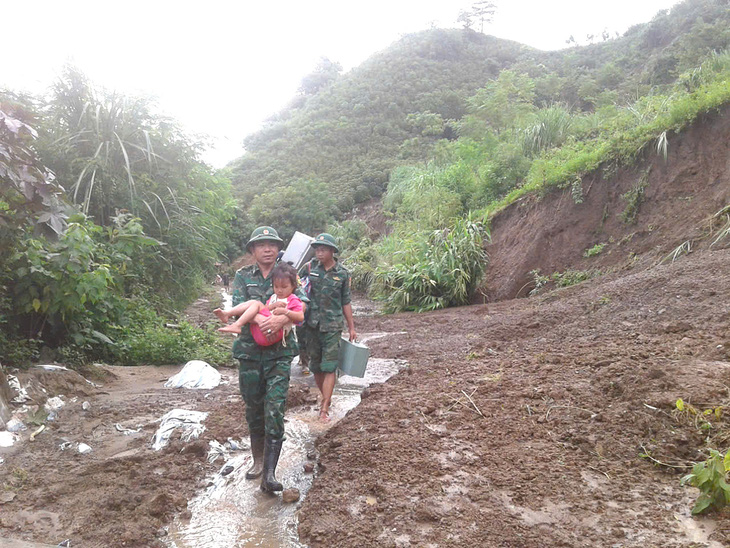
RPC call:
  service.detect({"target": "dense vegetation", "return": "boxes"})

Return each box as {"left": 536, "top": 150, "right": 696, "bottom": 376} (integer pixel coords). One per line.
{"left": 230, "top": 0, "right": 730, "bottom": 312}
{"left": 1, "top": 69, "right": 235, "bottom": 366}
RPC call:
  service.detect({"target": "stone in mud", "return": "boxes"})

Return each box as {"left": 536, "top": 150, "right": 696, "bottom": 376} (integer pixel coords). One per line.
{"left": 282, "top": 488, "right": 300, "bottom": 503}
{"left": 304, "top": 462, "right": 315, "bottom": 473}
{"left": 221, "top": 465, "right": 234, "bottom": 476}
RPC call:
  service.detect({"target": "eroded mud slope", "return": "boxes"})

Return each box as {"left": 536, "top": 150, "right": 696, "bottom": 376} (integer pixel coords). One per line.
{"left": 484, "top": 104, "right": 730, "bottom": 301}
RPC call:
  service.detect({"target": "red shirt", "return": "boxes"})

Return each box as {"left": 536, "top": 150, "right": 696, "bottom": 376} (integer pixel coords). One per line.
{"left": 250, "top": 293, "right": 304, "bottom": 346}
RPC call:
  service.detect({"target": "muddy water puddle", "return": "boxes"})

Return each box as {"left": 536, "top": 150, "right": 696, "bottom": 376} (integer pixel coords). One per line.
{"left": 167, "top": 332, "right": 405, "bottom": 548}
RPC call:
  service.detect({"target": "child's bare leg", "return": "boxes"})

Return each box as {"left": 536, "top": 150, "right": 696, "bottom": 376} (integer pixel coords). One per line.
{"left": 219, "top": 301, "right": 265, "bottom": 334}
{"left": 214, "top": 300, "right": 257, "bottom": 324}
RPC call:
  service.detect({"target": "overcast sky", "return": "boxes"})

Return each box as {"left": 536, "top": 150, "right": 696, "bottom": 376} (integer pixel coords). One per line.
{"left": 3, "top": 0, "right": 681, "bottom": 167}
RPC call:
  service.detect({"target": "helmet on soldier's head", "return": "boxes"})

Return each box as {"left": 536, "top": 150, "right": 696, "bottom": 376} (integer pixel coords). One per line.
{"left": 311, "top": 233, "right": 339, "bottom": 253}
{"left": 246, "top": 226, "right": 284, "bottom": 251}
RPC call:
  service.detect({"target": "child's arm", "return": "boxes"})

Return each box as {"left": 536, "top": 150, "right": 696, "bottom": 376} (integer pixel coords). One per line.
{"left": 271, "top": 306, "right": 304, "bottom": 323}
{"left": 271, "top": 297, "right": 304, "bottom": 323}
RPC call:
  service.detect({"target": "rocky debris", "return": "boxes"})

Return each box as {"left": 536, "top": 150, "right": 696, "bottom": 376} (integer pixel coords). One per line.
{"left": 282, "top": 488, "right": 300, "bottom": 503}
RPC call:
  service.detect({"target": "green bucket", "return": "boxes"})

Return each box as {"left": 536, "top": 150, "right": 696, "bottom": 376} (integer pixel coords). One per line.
{"left": 338, "top": 338, "right": 370, "bottom": 378}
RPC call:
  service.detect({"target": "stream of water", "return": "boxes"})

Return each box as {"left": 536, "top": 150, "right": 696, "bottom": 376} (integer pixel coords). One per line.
{"left": 167, "top": 309, "right": 404, "bottom": 547}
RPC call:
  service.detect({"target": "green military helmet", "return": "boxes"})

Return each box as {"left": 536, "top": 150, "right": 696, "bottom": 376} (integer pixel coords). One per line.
{"left": 246, "top": 226, "right": 284, "bottom": 251}
{"left": 312, "top": 232, "right": 339, "bottom": 253}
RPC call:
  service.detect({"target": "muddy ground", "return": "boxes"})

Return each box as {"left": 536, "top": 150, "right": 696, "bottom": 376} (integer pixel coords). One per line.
{"left": 299, "top": 247, "right": 730, "bottom": 547}
{"left": 2, "top": 249, "right": 730, "bottom": 547}
{"left": 0, "top": 363, "right": 320, "bottom": 547}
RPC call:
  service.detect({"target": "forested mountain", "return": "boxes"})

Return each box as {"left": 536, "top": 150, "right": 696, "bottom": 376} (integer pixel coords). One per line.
{"left": 228, "top": 30, "right": 531, "bottom": 232}
{"left": 228, "top": 0, "right": 730, "bottom": 238}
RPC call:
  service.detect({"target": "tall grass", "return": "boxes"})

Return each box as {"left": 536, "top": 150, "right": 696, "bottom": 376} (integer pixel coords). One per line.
{"left": 522, "top": 104, "right": 575, "bottom": 157}
{"left": 483, "top": 50, "right": 730, "bottom": 218}
{"left": 371, "top": 219, "right": 489, "bottom": 313}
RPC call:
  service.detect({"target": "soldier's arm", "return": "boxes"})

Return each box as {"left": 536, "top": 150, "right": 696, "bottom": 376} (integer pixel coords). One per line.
{"left": 342, "top": 271, "right": 356, "bottom": 341}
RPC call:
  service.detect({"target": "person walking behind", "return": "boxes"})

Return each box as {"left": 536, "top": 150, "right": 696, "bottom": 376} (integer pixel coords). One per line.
{"left": 231, "top": 226, "right": 306, "bottom": 493}
{"left": 299, "top": 233, "right": 356, "bottom": 422}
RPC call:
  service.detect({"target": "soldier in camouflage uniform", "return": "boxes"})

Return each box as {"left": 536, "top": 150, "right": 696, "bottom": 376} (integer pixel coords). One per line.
{"left": 299, "top": 233, "right": 357, "bottom": 422}
{"left": 230, "top": 226, "right": 306, "bottom": 493}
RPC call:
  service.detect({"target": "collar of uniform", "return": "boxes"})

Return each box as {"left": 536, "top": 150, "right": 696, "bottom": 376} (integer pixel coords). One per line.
{"left": 311, "top": 258, "right": 341, "bottom": 273}
{"left": 249, "top": 262, "right": 275, "bottom": 279}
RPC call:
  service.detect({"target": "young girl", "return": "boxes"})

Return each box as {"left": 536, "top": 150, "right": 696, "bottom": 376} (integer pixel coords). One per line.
{"left": 215, "top": 263, "right": 304, "bottom": 345}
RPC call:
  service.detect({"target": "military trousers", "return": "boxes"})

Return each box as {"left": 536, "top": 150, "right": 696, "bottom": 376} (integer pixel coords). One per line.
{"left": 238, "top": 356, "right": 292, "bottom": 441}
{"left": 296, "top": 325, "right": 309, "bottom": 368}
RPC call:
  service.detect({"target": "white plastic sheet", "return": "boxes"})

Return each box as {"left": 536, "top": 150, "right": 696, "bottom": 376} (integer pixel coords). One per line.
{"left": 78, "top": 443, "right": 93, "bottom": 454}
{"left": 151, "top": 409, "right": 208, "bottom": 451}
{"left": 7, "top": 374, "right": 30, "bottom": 403}
{"left": 164, "top": 360, "right": 221, "bottom": 390}
{"left": 5, "top": 418, "right": 26, "bottom": 432}
{"left": 45, "top": 396, "right": 65, "bottom": 412}
{"left": 115, "top": 423, "right": 142, "bottom": 436}
{"left": 0, "top": 431, "right": 18, "bottom": 447}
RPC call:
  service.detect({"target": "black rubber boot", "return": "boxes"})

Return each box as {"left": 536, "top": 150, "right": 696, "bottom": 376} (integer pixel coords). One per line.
{"left": 260, "top": 438, "right": 284, "bottom": 493}
{"left": 245, "top": 433, "right": 265, "bottom": 479}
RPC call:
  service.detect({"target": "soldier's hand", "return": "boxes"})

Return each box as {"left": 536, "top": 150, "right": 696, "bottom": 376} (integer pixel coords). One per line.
{"left": 260, "top": 314, "right": 288, "bottom": 333}
{"left": 349, "top": 328, "right": 357, "bottom": 342}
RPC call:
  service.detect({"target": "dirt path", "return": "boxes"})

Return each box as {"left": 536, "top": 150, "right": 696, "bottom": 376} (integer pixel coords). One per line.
{"left": 3, "top": 250, "right": 730, "bottom": 546}
{"left": 0, "top": 360, "right": 320, "bottom": 547}
{"left": 298, "top": 248, "right": 730, "bottom": 547}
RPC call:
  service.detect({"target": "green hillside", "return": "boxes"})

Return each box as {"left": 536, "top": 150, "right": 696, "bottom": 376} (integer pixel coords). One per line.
{"left": 228, "top": 30, "right": 532, "bottom": 228}
{"left": 228, "top": 0, "right": 730, "bottom": 241}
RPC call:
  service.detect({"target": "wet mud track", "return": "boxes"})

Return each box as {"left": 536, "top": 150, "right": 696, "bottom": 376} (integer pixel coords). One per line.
{"left": 0, "top": 327, "right": 403, "bottom": 547}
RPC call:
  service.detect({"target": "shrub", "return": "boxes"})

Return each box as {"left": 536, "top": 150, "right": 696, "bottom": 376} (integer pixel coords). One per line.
{"left": 620, "top": 171, "right": 650, "bottom": 224}
{"left": 372, "top": 219, "right": 489, "bottom": 313}
{"left": 681, "top": 449, "right": 730, "bottom": 515}
{"left": 101, "top": 299, "right": 232, "bottom": 367}
{"left": 584, "top": 243, "right": 607, "bottom": 257}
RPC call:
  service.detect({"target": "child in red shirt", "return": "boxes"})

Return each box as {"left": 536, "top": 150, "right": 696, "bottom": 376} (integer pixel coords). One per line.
{"left": 215, "top": 263, "right": 304, "bottom": 346}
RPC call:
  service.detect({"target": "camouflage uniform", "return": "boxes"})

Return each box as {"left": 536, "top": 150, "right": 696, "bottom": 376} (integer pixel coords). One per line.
{"left": 298, "top": 258, "right": 351, "bottom": 373}
{"left": 232, "top": 264, "right": 303, "bottom": 442}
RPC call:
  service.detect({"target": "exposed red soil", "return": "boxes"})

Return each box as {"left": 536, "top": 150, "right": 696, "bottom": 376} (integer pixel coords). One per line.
{"left": 298, "top": 247, "right": 730, "bottom": 547}
{"left": 483, "top": 104, "right": 730, "bottom": 301}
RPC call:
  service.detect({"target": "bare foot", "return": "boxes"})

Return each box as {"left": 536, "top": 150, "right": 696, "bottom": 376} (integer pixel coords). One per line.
{"left": 213, "top": 308, "right": 228, "bottom": 324}
{"left": 218, "top": 324, "right": 242, "bottom": 334}
{"left": 319, "top": 410, "right": 331, "bottom": 423}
